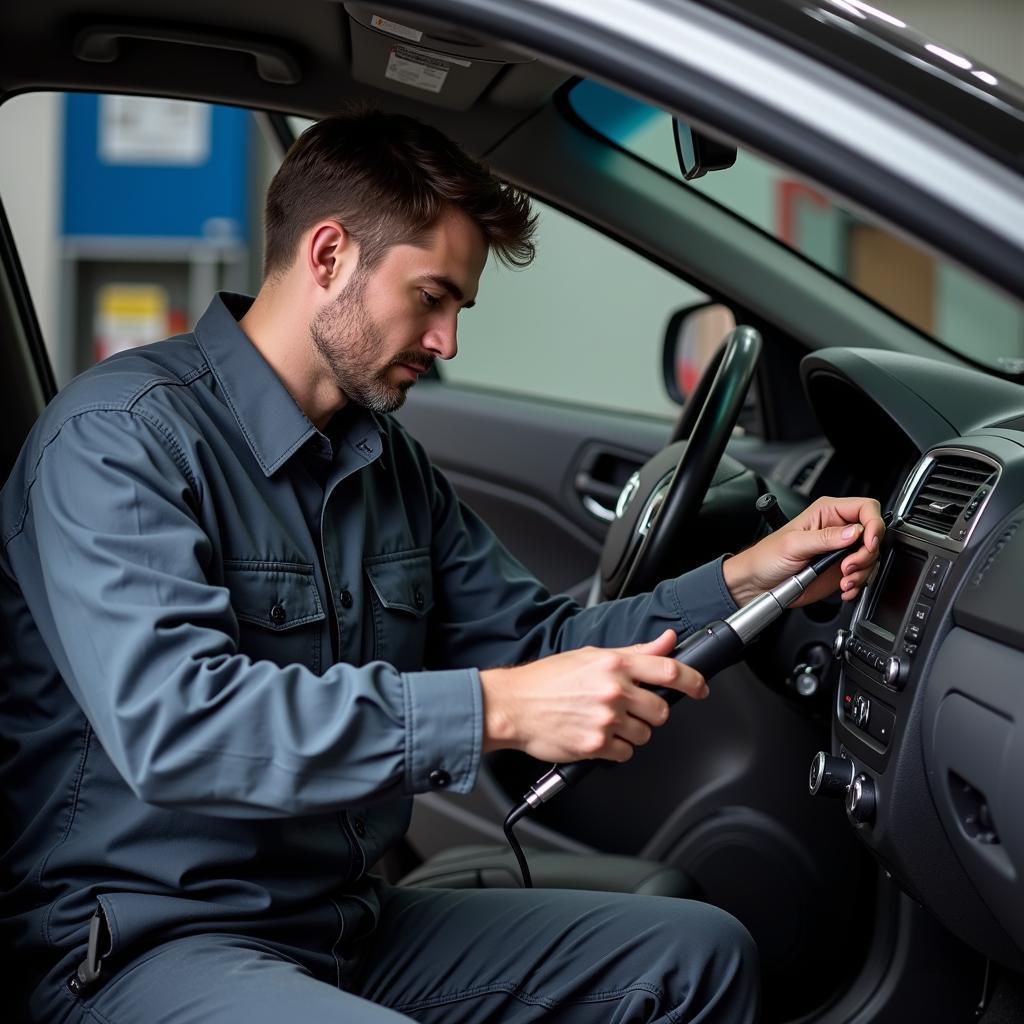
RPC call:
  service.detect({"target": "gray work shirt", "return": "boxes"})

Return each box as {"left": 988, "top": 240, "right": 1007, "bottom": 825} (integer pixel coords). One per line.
{"left": 0, "top": 293, "right": 736, "bottom": 988}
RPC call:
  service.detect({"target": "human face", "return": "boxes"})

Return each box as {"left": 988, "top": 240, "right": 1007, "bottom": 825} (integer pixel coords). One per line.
{"left": 309, "top": 207, "right": 487, "bottom": 414}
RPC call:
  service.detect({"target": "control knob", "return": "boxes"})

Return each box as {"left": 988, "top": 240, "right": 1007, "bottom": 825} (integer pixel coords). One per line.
{"left": 809, "top": 751, "right": 855, "bottom": 798}
{"left": 846, "top": 773, "right": 877, "bottom": 825}
{"left": 883, "top": 656, "right": 906, "bottom": 689}
{"left": 832, "top": 628, "right": 849, "bottom": 660}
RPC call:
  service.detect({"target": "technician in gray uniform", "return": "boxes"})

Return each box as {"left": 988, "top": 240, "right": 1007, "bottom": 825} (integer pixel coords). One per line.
{"left": 0, "top": 109, "right": 884, "bottom": 1023}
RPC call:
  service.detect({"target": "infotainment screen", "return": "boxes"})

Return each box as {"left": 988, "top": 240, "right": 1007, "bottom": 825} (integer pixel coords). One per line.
{"left": 866, "top": 548, "right": 926, "bottom": 637}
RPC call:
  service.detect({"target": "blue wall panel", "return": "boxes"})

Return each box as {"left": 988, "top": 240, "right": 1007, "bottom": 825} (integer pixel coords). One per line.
{"left": 62, "top": 94, "right": 251, "bottom": 241}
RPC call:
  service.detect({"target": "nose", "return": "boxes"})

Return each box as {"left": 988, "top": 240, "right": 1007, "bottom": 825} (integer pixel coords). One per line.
{"left": 422, "top": 316, "right": 458, "bottom": 361}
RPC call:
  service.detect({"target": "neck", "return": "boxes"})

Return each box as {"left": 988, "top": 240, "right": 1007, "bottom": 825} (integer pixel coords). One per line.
{"left": 238, "top": 286, "right": 347, "bottom": 430}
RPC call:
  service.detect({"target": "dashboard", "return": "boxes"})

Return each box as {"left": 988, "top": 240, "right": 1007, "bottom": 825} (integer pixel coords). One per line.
{"left": 802, "top": 348, "right": 1024, "bottom": 972}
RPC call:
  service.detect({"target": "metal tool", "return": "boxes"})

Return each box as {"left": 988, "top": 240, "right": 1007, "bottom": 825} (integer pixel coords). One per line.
{"left": 503, "top": 513, "right": 888, "bottom": 887}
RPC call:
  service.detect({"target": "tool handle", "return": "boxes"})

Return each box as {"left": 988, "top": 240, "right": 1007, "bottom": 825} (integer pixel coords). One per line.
{"left": 548, "top": 620, "right": 745, "bottom": 790}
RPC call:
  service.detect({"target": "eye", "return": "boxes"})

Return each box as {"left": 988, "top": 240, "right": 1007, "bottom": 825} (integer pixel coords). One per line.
{"left": 420, "top": 290, "right": 441, "bottom": 309}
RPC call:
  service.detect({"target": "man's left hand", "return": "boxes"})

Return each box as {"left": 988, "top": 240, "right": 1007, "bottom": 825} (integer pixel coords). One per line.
{"left": 723, "top": 496, "right": 885, "bottom": 608}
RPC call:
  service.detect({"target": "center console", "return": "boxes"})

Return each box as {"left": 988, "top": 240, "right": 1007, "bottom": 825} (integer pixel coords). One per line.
{"left": 816, "top": 447, "right": 1000, "bottom": 823}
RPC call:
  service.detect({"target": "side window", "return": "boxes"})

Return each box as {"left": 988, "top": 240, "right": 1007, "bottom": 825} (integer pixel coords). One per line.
{"left": 0, "top": 93, "right": 278, "bottom": 386}
{"left": 447, "top": 199, "right": 711, "bottom": 419}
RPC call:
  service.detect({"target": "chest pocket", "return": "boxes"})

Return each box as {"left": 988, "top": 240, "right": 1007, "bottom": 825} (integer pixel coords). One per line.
{"left": 365, "top": 549, "right": 434, "bottom": 672}
{"left": 224, "top": 561, "right": 326, "bottom": 672}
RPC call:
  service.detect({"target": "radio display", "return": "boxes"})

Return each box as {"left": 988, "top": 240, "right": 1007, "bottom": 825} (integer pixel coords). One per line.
{"left": 866, "top": 548, "right": 926, "bottom": 637}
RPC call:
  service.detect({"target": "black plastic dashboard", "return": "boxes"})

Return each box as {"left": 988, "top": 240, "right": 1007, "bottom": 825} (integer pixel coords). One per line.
{"left": 801, "top": 349, "right": 1024, "bottom": 972}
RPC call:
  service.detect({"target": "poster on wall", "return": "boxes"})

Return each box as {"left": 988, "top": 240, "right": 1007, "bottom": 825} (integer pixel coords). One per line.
{"left": 98, "top": 96, "right": 211, "bottom": 166}
{"left": 93, "top": 283, "right": 176, "bottom": 363}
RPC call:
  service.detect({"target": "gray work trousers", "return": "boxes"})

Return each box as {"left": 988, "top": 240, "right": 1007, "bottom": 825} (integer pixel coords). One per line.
{"left": 48, "top": 886, "right": 759, "bottom": 1023}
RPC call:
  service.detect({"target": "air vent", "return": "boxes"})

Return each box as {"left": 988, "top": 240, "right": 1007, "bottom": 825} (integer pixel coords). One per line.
{"left": 906, "top": 455, "right": 996, "bottom": 535}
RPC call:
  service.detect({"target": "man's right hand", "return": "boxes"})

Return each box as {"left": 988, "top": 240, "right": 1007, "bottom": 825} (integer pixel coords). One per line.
{"left": 479, "top": 628, "right": 708, "bottom": 764}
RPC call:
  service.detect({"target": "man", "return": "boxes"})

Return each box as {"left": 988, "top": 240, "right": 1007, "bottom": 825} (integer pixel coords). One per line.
{"left": 0, "top": 108, "right": 883, "bottom": 1022}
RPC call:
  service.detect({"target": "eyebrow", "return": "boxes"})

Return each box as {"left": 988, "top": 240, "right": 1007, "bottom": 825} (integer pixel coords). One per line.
{"left": 421, "top": 275, "right": 476, "bottom": 309}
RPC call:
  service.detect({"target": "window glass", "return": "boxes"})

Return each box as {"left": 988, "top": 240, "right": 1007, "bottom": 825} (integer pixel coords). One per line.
{"left": 0, "top": 93, "right": 277, "bottom": 385}
{"left": 447, "top": 199, "right": 709, "bottom": 418}
{"left": 569, "top": 79, "right": 1024, "bottom": 375}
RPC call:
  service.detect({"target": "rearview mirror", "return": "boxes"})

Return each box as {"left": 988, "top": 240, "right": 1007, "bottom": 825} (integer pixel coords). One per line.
{"left": 673, "top": 120, "right": 737, "bottom": 180}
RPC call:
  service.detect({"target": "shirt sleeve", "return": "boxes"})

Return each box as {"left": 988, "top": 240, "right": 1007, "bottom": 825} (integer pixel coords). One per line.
{"left": 424, "top": 458, "right": 737, "bottom": 672}
{"left": 13, "top": 409, "right": 477, "bottom": 818}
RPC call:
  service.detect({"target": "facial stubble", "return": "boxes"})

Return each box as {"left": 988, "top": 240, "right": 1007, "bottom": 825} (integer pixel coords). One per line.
{"left": 309, "top": 268, "right": 430, "bottom": 414}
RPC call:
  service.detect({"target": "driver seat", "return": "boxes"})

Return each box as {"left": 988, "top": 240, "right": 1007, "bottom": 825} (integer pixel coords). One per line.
{"left": 400, "top": 844, "right": 700, "bottom": 898}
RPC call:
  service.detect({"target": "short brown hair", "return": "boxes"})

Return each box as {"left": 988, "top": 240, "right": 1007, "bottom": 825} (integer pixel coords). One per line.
{"left": 263, "top": 107, "right": 536, "bottom": 278}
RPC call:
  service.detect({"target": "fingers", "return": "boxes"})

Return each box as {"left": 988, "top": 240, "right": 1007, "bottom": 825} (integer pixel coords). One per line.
{"left": 624, "top": 628, "right": 678, "bottom": 655}
{"left": 786, "top": 498, "right": 886, "bottom": 570}
{"left": 810, "top": 496, "right": 886, "bottom": 551}
{"left": 589, "top": 634, "right": 710, "bottom": 762}
{"left": 614, "top": 713, "right": 653, "bottom": 749}
{"left": 614, "top": 650, "right": 708, "bottom": 697}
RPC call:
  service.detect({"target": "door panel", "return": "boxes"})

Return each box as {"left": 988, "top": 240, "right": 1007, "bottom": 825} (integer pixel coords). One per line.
{"left": 397, "top": 381, "right": 669, "bottom": 593}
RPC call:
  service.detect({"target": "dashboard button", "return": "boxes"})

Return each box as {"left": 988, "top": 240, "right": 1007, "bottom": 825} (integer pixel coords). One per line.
{"left": 851, "top": 694, "right": 871, "bottom": 728}
{"left": 902, "top": 643, "right": 918, "bottom": 656}
{"left": 905, "top": 624, "right": 922, "bottom": 643}
{"left": 911, "top": 603, "right": 931, "bottom": 627}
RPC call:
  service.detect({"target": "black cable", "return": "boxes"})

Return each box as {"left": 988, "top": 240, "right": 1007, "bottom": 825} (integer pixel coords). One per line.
{"left": 503, "top": 800, "right": 534, "bottom": 888}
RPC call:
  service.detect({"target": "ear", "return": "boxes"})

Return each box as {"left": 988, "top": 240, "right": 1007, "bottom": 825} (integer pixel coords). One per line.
{"left": 306, "top": 220, "right": 359, "bottom": 290}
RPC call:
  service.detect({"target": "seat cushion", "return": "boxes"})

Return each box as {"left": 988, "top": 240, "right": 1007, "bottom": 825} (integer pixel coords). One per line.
{"left": 399, "top": 844, "right": 700, "bottom": 898}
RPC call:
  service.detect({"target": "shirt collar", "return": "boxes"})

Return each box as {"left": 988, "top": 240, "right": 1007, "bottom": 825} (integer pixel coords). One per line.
{"left": 193, "top": 292, "right": 384, "bottom": 477}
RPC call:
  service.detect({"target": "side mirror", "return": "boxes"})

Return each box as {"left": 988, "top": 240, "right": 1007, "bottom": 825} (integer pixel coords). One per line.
{"left": 662, "top": 302, "right": 737, "bottom": 404}
{"left": 673, "top": 120, "right": 737, "bottom": 180}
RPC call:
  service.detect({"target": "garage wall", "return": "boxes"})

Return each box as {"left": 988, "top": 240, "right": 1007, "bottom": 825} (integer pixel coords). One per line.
{"left": 0, "top": 93, "right": 62, "bottom": 363}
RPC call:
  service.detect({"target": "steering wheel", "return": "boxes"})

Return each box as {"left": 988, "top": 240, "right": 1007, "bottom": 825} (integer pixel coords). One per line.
{"left": 594, "top": 325, "right": 762, "bottom": 602}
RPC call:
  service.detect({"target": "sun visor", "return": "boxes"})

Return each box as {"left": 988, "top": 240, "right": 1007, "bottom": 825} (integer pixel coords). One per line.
{"left": 345, "top": 4, "right": 535, "bottom": 110}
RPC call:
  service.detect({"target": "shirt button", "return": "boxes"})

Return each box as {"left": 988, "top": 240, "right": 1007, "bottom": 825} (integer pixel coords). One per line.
{"left": 351, "top": 816, "right": 366, "bottom": 838}
{"left": 340, "top": 590, "right": 353, "bottom": 609}
{"left": 270, "top": 604, "right": 286, "bottom": 625}
{"left": 428, "top": 769, "right": 451, "bottom": 789}
{"left": 414, "top": 589, "right": 425, "bottom": 610}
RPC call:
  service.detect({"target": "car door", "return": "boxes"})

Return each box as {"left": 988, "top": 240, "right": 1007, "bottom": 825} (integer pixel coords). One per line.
{"left": 0, "top": 85, "right": 862, "bottom": 1021}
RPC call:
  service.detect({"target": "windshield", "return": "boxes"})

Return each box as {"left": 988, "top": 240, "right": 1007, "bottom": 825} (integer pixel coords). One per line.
{"left": 569, "top": 79, "right": 1024, "bottom": 375}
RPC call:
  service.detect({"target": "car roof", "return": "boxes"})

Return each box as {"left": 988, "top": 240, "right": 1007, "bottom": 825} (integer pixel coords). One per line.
{"left": 3, "top": 0, "right": 1022, "bottom": 165}
{"left": 1, "top": 0, "right": 1022, "bottom": 302}
{"left": 700, "top": 0, "right": 1024, "bottom": 175}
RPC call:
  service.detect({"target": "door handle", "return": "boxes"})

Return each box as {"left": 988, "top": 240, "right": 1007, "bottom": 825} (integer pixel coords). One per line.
{"left": 581, "top": 495, "right": 616, "bottom": 523}
{"left": 574, "top": 472, "right": 621, "bottom": 508}
{"left": 574, "top": 469, "right": 635, "bottom": 523}
{"left": 573, "top": 445, "right": 647, "bottom": 524}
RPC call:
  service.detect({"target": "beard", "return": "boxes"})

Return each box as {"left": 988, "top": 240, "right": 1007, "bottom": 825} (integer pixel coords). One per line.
{"left": 309, "top": 268, "right": 433, "bottom": 414}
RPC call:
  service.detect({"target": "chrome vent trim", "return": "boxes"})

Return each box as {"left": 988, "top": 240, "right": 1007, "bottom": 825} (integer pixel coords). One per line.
{"left": 894, "top": 448, "right": 1001, "bottom": 550}
{"left": 907, "top": 458, "right": 993, "bottom": 531}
